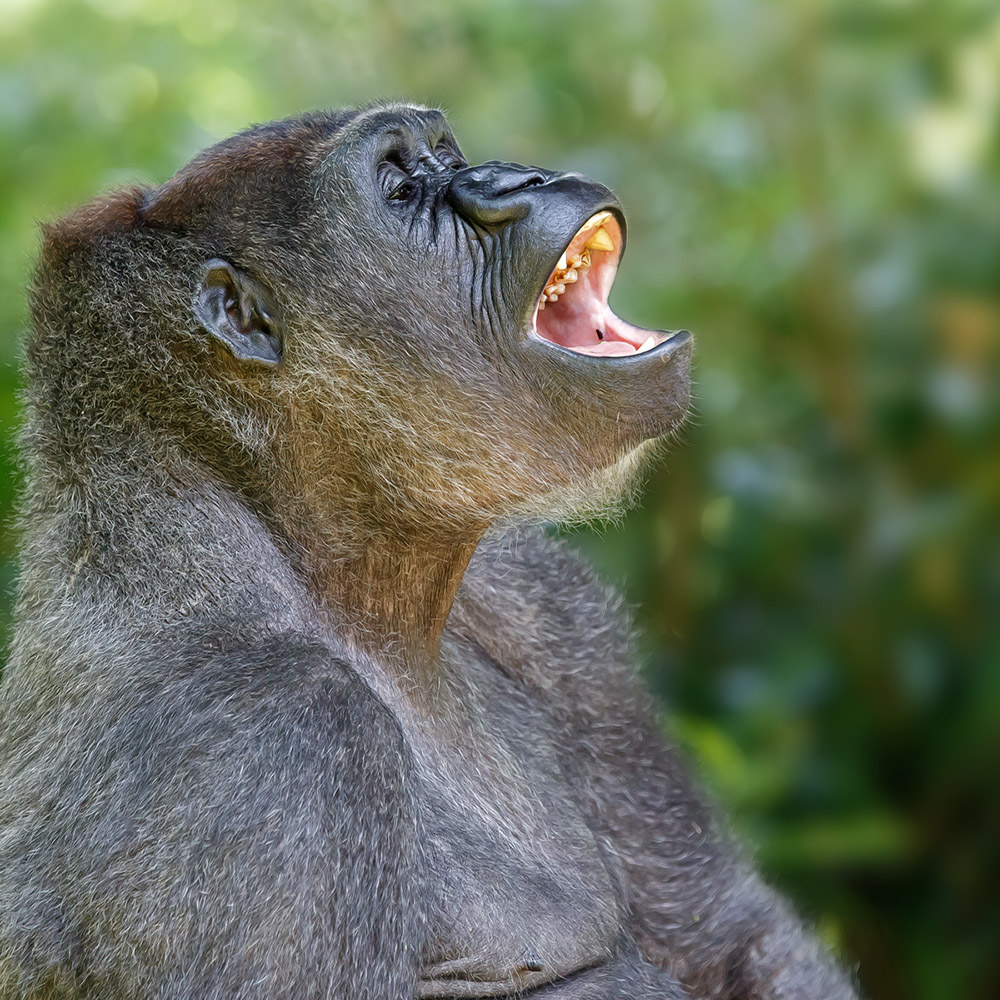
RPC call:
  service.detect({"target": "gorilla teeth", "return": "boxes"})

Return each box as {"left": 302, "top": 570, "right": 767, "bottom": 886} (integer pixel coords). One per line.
{"left": 539, "top": 251, "right": 591, "bottom": 308}
{"left": 538, "top": 212, "right": 617, "bottom": 310}
{"left": 583, "top": 227, "right": 615, "bottom": 252}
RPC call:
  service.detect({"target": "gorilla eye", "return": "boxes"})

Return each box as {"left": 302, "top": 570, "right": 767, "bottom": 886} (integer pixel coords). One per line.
{"left": 378, "top": 160, "right": 418, "bottom": 204}
{"left": 390, "top": 180, "right": 418, "bottom": 201}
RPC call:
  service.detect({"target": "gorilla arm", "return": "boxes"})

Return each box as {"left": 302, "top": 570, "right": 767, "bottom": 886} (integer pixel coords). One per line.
{"left": 453, "top": 527, "right": 859, "bottom": 1000}
{"left": 0, "top": 634, "right": 423, "bottom": 1000}
{"left": 565, "top": 688, "right": 859, "bottom": 1000}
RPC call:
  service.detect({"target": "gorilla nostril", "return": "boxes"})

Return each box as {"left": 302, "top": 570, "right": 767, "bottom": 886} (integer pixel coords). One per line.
{"left": 493, "top": 171, "right": 546, "bottom": 196}
{"left": 446, "top": 163, "right": 552, "bottom": 228}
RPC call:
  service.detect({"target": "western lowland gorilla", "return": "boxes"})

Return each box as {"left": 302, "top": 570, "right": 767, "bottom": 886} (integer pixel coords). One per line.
{"left": 0, "top": 104, "right": 859, "bottom": 1000}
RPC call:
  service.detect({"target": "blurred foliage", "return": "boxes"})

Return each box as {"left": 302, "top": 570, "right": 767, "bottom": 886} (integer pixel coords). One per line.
{"left": 1, "top": 1, "right": 999, "bottom": 998}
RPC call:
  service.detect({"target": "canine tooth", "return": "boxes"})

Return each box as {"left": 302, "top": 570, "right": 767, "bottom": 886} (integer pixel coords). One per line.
{"left": 557, "top": 252, "right": 568, "bottom": 271}
{"left": 584, "top": 227, "right": 615, "bottom": 252}
{"left": 589, "top": 210, "right": 612, "bottom": 227}
{"left": 639, "top": 335, "right": 658, "bottom": 352}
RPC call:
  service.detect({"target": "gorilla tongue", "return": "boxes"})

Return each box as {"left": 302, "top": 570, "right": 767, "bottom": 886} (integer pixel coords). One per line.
{"left": 533, "top": 212, "right": 668, "bottom": 357}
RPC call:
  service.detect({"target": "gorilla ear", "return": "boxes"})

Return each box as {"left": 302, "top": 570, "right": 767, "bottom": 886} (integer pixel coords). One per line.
{"left": 195, "top": 259, "right": 283, "bottom": 367}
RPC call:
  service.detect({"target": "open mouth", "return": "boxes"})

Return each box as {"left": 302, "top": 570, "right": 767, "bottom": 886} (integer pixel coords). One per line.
{"left": 531, "top": 211, "right": 671, "bottom": 358}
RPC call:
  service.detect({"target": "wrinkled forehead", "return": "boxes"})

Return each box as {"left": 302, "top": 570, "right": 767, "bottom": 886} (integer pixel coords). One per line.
{"left": 327, "top": 104, "right": 456, "bottom": 162}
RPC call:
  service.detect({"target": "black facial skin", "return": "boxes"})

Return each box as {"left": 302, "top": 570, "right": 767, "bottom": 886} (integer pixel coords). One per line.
{"left": 449, "top": 159, "right": 692, "bottom": 439}
{"left": 0, "top": 104, "right": 857, "bottom": 1000}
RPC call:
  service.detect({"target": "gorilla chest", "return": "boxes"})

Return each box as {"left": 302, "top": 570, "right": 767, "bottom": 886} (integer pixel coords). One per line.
{"left": 390, "top": 645, "right": 624, "bottom": 997}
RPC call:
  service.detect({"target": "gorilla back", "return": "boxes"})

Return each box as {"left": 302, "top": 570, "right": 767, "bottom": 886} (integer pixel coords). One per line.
{"left": 0, "top": 105, "right": 857, "bottom": 1000}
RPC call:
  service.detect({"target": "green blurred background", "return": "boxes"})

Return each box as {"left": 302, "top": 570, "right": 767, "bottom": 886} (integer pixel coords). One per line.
{"left": 1, "top": 0, "right": 998, "bottom": 997}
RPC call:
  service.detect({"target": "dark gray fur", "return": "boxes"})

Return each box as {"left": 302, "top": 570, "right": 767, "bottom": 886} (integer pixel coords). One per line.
{"left": 0, "top": 105, "right": 858, "bottom": 999}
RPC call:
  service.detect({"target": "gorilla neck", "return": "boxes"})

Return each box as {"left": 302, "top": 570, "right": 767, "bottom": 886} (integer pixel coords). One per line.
{"left": 266, "top": 393, "right": 502, "bottom": 669}
{"left": 277, "top": 479, "right": 487, "bottom": 668}
{"left": 312, "top": 529, "right": 484, "bottom": 668}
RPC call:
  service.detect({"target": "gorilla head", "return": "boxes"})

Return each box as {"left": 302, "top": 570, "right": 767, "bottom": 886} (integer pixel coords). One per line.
{"left": 117, "top": 105, "right": 692, "bottom": 530}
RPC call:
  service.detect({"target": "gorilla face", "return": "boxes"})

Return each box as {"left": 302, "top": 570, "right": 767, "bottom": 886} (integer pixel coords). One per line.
{"left": 149, "top": 104, "right": 691, "bottom": 526}
{"left": 314, "top": 106, "right": 691, "bottom": 442}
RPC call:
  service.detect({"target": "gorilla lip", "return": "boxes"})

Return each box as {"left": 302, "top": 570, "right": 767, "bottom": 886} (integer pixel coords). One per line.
{"left": 531, "top": 212, "right": 674, "bottom": 358}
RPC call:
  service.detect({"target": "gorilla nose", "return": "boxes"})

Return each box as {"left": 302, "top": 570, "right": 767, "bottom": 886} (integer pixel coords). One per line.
{"left": 446, "top": 161, "right": 551, "bottom": 228}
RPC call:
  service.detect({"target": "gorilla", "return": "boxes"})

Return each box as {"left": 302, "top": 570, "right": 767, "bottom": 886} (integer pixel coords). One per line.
{"left": 0, "top": 104, "right": 858, "bottom": 1000}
